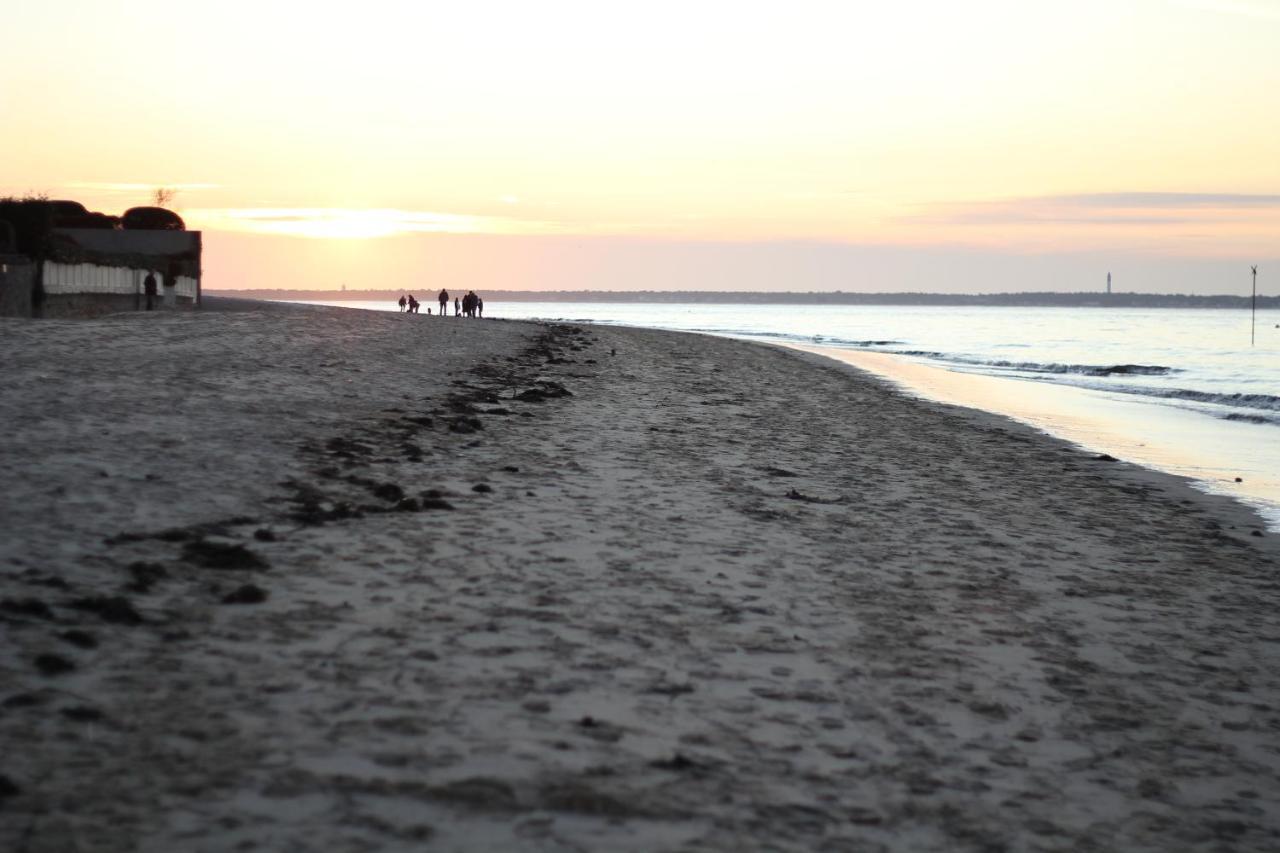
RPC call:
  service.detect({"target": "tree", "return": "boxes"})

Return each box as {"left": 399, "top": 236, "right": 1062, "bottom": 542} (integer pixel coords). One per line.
{"left": 152, "top": 187, "right": 177, "bottom": 208}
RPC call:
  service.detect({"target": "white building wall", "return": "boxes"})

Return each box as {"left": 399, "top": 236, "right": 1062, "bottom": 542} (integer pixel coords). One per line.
{"left": 42, "top": 262, "right": 198, "bottom": 299}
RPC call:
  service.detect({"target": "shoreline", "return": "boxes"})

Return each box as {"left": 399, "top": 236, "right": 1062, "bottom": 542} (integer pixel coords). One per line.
{"left": 292, "top": 297, "right": 1280, "bottom": 534}
{"left": 788, "top": 343, "right": 1280, "bottom": 533}
{"left": 3, "top": 302, "right": 1279, "bottom": 851}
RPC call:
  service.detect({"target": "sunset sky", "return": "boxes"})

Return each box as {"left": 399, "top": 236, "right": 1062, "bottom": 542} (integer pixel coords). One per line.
{"left": 4, "top": 0, "right": 1278, "bottom": 293}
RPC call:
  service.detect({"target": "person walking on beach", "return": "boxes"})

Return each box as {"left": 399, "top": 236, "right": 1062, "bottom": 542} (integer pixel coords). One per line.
{"left": 477, "top": 296, "right": 483, "bottom": 318}
{"left": 454, "top": 296, "right": 461, "bottom": 317}
{"left": 408, "top": 294, "right": 420, "bottom": 314}
{"left": 143, "top": 271, "right": 157, "bottom": 311}
{"left": 438, "top": 289, "right": 448, "bottom": 316}
{"left": 398, "top": 294, "right": 406, "bottom": 312}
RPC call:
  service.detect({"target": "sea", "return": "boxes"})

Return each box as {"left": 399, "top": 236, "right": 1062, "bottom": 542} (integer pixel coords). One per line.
{"left": 298, "top": 299, "right": 1280, "bottom": 530}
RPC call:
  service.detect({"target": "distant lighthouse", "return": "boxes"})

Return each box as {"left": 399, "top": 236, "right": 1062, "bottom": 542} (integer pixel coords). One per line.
{"left": 1106, "top": 272, "right": 1111, "bottom": 295}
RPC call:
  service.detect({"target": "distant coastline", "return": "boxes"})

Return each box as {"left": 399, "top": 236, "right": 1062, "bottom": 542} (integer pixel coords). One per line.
{"left": 207, "top": 289, "right": 1280, "bottom": 309}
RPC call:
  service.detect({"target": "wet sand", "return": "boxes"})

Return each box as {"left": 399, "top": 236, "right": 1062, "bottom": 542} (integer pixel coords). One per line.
{"left": 796, "top": 345, "right": 1280, "bottom": 532}
{"left": 2, "top": 300, "right": 1278, "bottom": 852}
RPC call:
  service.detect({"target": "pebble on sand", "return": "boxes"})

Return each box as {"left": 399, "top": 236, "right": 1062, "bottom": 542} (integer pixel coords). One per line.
{"left": 34, "top": 654, "right": 76, "bottom": 676}
{"left": 221, "top": 584, "right": 268, "bottom": 605}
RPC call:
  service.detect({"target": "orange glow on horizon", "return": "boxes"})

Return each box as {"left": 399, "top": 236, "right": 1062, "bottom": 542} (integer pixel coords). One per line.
{"left": 4, "top": 0, "right": 1279, "bottom": 284}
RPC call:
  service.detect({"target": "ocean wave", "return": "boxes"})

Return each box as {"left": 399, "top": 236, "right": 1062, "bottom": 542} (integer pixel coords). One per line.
{"left": 1146, "top": 388, "right": 1280, "bottom": 413}
{"left": 978, "top": 359, "right": 1179, "bottom": 377}
{"left": 895, "top": 351, "right": 1179, "bottom": 377}
{"left": 1221, "top": 412, "right": 1280, "bottom": 425}
{"left": 691, "top": 328, "right": 906, "bottom": 348}
{"left": 1064, "top": 382, "right": 1280, "bottom": 419}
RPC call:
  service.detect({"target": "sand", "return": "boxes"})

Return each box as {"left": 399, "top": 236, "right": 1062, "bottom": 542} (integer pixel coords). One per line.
{"left": 2, "top": 300, "right": 1278, "bottom": 852}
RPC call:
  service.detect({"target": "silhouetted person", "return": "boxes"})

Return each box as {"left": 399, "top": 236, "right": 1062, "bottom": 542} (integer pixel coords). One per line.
{"left": 407, "top": 294, "right": 419, "bottom": 314}
{"left": 438, "top": 289, "right": 448, "bottom": 316}
{"left": 477, "top": 296, "right": 484, "bottom": 318}
{"left": 398, "top": 295, "right": 406, "bottom": 312}
{"left": 143, "top": 271, "right": 157, "bottom": 311}
{"left": 454, "top": 297, "right": 460, "bottom": 317}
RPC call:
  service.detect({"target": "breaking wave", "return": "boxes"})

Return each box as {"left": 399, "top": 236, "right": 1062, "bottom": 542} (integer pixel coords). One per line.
{"left": 894, "top": 352, "right": 1180, "bottom": 377}
{"left": 1144, "top": 388, "right": 1280, "bottom": 413}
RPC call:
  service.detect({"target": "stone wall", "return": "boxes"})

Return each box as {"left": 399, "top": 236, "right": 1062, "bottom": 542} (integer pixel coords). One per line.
{"left": 40, "top": 292, "right": 196, "bottom": 318}
{"left": 0, "top": 255, "right": 36, "bottom": 318}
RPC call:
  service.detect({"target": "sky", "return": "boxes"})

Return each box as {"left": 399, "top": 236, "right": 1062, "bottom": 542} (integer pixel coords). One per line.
{"left": 3, "top": 0, "right": 1279, "bottom": 293}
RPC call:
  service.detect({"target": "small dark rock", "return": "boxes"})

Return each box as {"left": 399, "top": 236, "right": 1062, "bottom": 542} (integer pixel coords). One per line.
{"left": 35, "top": 654, "right": 75, "bottom": 676}
{"left": 0, "top": 598, "right": 54, "bottom": 620}
{"left": 371, "top": 482, "right": 405, "bottom": 503}
{"left": 182, "top": 540, "right": 269, "bottom": 570}
{"left": 60, "top": 705, "right": 105, "bottom": 723}
{"left": 326, "top": 436, "right": 372, "bottom": 458}
{"left": 472, "top": 483, "right": 493, "bottom": 494}
{"left": 1137, "top": 778, "right": 1164, "bottom": 798}
{"left": 68, "top": 596, "right": 143, "bottom": 626}
{"left": 253, "top": 528, "right": 277, "bottom": 542}
{"left": 419, "top": 494, "right": 455, "bottom": 511}
{"left": 1235, "top": 477, "right": 1244, "bottom": 483}
{"left": 578, "top": 715, "right": 598, "bottom": 728}
{"left": 221, "top": 584, "right": 268, "bottom": 605}
{"left": 59, "top": 629, "right": 98, "bottom": 649}
{"left": 2, "top": 693, "right": 43, "bottom": 709}
{"left": 1095, "top": 454, "right": 1119, "bottom": 462}
{"left": 784, "top": 488, "right": 842, "bottom": 503}
{"left": 502, "top": 466, "right": 520, "bottom": 473}
{"left": 125, "top": 561, "right": 168, "bottom": 593}
{"left": 1252, "top": 530, "right": 1263, "bottom": 537}
{"left": 394, "top": 497, "right": 421, "bottom": 512}
{"left": 26, "top": 575, "right": 70, "bottom": 590}
{"left": 449, "top": 416, "right": 483, "bottom": 434}
{"left": 650, "top": 753, "right": 699, "bottom": 771}
{"left": 647, "top": 683, "right": 695, "bottom": 698}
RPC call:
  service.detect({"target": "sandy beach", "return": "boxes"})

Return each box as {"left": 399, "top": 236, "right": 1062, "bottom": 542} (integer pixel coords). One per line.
{"left": 2, "top": 300, "right": 1278, "bottom": 852}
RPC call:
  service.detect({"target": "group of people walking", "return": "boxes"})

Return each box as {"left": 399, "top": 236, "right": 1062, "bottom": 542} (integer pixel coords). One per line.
{"left": 397, "top": 289, "right": 484, "bottom": 317}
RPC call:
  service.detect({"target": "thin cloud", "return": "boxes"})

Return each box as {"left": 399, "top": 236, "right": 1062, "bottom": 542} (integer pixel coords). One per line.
{"left": 65, "top": 182, "right": 221, "bottom": 192}
{"left": 909, "top": 192, "right": 1280, "bottom": 226}
{"left": 182, "top": 207, "right": 567, "bottom": 239}
{"left": 1044, "top": 192, "right": 1280, "bottom": 208}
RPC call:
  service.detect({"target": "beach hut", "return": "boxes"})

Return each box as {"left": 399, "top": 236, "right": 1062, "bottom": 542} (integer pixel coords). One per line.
{"left": 0, "top": 199, "right": 201, "bottom": 318}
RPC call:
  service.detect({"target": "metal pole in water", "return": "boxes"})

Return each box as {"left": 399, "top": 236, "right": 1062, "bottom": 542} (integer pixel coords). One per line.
{"left": 1252, "top": 265, "right": 1258, "bottom": 347}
